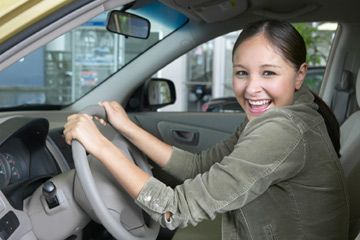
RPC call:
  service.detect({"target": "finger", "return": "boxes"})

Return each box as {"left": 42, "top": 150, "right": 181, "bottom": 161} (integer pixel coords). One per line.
{"left": 102, "top": 101, "right": 115, "bottom": 116}
{"left": 64, "top": 116, "right": 84, "bottom": 135}
{"left": 98, "top": 101, "right": 106, "bottom": 107}
{"left": 113, "top": 101, "right": 124, "bottom": 112}
{"left": 77, "top": 113, "right": 92, "bottom": 122}
{"left": 63, "top": 123, "right": 75, "bottom": 139}
{"left": 64, "top": 119, "right": 77, "bottom": 131}
{"left": 63, "top": 128, "right": 73, "bottom": 145}
{"left": 67, "top": 113, "right": 82, "bottom": 121}
{"left": 94, "top": 116, "right": 107, "bottom": 126}
{"left": 101, "top": 101, "right": 111, "bottom": 110}
{"left": 67, "top": 115, "right": 75, "bottom": 122}
{"left": 110, "top": 101, "right": 120, "bottom": 109}
{"left": 99, "top": 118, "right": 106, "bottom": 126}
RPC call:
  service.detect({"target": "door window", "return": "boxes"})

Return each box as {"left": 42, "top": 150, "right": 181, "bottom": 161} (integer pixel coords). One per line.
{"left": 158, "top": 22, "right": 337, "bottom": 112}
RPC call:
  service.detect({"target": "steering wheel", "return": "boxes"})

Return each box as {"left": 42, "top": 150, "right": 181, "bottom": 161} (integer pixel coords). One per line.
{"left": 72, "top": 105, "right": 160, "bottom": 240}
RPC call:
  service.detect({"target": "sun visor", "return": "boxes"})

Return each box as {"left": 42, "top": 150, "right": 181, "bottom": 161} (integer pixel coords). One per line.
{"left": 161, "top": 0, "right": 248, "bottom": 23}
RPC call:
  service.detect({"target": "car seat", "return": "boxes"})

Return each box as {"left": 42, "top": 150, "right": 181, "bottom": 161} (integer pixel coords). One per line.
{"left": 331, "top": 70, "right": 355, "bottom": 125}
{"left": 338, "top": 68, "right": 360, "bottom": 240}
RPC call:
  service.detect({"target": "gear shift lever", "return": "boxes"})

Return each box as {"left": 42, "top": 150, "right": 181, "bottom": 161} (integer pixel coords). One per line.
{"left": 42, "top": 181, "right": 59, "bottom": 209}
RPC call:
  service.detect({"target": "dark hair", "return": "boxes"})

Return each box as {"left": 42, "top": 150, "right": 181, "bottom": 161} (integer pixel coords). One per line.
{"left": 312, "top": 92, "right": 341, "bottom": 157}
{"left": 232, "top": 19, "right": 306, "bottom": 70}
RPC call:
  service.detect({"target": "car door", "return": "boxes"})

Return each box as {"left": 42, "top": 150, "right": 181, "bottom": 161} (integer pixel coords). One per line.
{"left": 129, "top": 112, "right": 246, "bottom": 240}
{"left": 131, "top": 111, "right": 245, "bottom": 153}
{"left": 124, "top": 77, "right": 246, "bottom": 240}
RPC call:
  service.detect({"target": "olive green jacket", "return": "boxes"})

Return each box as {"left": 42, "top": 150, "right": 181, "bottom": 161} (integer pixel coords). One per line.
{"left": 136, "top": 87, "right": 349, "bottom": 240}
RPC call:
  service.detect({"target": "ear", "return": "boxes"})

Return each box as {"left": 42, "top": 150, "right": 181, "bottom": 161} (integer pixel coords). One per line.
{"left": 295, "top": 63, "right": 308, "bottom": 90}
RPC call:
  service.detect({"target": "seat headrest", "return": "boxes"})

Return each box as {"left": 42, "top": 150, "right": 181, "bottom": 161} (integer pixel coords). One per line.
{"left": 336, "top": 70, "right": 353, "bottom": 91}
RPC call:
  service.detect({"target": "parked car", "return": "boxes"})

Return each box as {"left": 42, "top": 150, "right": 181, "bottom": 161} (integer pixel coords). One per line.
{"left": 201, "top": 96, "right": 242, "bottom": 112}
{"left": 0, "top": 1, "right": 359, "bottom": 240}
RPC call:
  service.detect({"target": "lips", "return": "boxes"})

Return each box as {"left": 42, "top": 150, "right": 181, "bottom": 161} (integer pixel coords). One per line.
{"left": 247, "top": 99, "right": 272, "bottom": 115}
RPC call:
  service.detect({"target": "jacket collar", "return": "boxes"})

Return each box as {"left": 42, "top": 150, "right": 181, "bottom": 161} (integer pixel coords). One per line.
{"left": 292, "top": 86, "right": 318, "bottom": 111}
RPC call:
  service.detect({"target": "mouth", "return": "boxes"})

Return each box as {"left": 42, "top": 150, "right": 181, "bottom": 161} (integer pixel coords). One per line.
{"left": 247, "top": 99, "right": 272, "bottom": 115}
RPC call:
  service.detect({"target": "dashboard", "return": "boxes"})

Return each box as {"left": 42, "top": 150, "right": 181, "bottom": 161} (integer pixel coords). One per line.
{"left": 0, "top": 114, "right": 155, "bottom": 240}
{"left": 0, "top": 115, "right": 93, "bottom": 240}
{"left": 0, "top": 140, "right": 29, "bottom": 189}
{"left": 0, "top": 117, "right": 62, "bottom": 209}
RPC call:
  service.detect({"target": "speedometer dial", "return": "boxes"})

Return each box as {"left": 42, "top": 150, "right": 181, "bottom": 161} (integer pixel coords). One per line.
{"left": 1, "top": 153, "right": 22, "bottom": 183}
{"left": 0, "top": 155, "right": 11, "bottom": 189}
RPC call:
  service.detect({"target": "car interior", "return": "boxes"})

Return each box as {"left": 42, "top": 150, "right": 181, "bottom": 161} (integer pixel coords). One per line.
{"left": 0, "top": 0, "right": 359, "bottom": 239}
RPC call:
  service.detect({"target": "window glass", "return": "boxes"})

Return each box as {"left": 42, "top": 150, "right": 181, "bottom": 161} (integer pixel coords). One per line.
{"left": 0, "top": 2, "right": 187, "bottom": 109}
{"left": 158, "top": 22, "right": 337, "bottom": 112}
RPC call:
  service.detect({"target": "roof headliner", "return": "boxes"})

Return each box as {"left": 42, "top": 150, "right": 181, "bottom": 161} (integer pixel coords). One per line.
{"left": 160, "top": 0, "right": 360, "bottom": 23}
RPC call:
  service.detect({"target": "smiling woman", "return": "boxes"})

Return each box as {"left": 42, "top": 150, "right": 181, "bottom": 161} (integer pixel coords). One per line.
{"left": 62, "top": 19, "right": 348, "bottom": 240}
{"left": 232, "top": 21, "right": 307, "bottom": 120}
{"left": 0, "top": 0, "right": 358, "bottom": 239}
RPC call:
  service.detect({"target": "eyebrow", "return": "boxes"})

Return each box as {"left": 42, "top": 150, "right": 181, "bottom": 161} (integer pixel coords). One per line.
{"left": 233, "top": 64, "right": 281, "bottom": 68}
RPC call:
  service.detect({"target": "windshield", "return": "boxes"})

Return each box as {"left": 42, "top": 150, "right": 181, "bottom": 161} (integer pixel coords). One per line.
{"left": 0, "top": 2, "right": 187, "bottom": 109}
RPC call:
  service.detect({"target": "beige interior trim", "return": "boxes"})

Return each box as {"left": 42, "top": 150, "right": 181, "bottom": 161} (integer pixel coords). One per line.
{"left": 0, "top": 0, "right": 73, "bottom": 44}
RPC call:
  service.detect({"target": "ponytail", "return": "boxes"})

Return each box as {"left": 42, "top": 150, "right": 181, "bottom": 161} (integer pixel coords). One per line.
{"left": 312, "top": 92, "right": 341, "bottom": 157}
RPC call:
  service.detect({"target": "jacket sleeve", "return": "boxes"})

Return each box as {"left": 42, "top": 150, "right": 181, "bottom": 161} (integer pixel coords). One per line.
{"left": 163, "top": 119, "right": 247, "bottom": 181}
{"left": 136, "top": 114, "right": 305, "bottom": 230}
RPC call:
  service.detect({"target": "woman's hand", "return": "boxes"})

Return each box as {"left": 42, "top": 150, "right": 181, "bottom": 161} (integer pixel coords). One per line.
{"left": 63, "top": 111, "right": 151, "bottom": 199}
{"left": 63, "top": 113, "right": 109, "bottom": 156}
{"left": 99, "top": 101, "right": 133, "bottom": 134}
{"left": 98, "top": 100, "right": 173, "bottom": 168}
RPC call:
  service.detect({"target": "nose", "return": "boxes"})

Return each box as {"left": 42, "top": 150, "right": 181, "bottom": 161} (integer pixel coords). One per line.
{"left": 246, "top": 76, "right": 263, "bottom": 95}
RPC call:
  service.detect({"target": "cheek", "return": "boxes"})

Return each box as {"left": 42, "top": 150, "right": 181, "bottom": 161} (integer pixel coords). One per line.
{"left": 267, "top": 80, "right": 295, "bottom": 105}
{"left": 232, "top": 78, "right": 246, "bottom": 105}
{"left": 232, "top": 79, "right": 242, "bottom": 99}
{"left": 232, "top": 76, "right": 237, "bottom": 89}
{"left": 232, "top": 78, "right": 244, "bottom": 95}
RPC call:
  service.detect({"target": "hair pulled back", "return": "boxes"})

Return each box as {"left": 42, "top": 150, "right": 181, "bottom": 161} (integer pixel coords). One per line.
{"left": 232, "top": 20, "right": 306, "bottom": 70}
{"left": 232, "top": 19, "right": 340, "bottom": 156}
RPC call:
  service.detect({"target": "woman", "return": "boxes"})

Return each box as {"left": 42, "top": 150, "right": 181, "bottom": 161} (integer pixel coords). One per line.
{"left": 64, "top": 20, "right": 349, "bottom": 239}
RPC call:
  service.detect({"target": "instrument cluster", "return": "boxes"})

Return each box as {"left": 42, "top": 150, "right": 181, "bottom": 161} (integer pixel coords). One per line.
{"left": 0, "top": 152, "right": 26, "bottom": 189}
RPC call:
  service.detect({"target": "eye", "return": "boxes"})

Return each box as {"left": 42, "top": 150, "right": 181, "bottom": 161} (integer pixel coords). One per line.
{"left": 234, "top": 70, "right": 248, "bottom": 77}
{"left": 263, "top": 71, "right": 276, "bottom": 76}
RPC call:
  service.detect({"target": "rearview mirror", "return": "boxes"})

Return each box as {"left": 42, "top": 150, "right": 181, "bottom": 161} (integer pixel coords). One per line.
{"left": 106, "top": 11, "right": 150, "bottom": 39}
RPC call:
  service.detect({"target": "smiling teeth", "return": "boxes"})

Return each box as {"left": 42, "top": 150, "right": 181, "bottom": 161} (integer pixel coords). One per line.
{"left": 248, "top": 99, "right": 271, "bottom": 106}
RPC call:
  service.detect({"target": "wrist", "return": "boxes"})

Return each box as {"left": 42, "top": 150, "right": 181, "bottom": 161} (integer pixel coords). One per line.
{"left": 118, "top": 120, "right": 139, "bottom": 139}
{"left": 91, "top": 135, "right": 113, "bottom": 157}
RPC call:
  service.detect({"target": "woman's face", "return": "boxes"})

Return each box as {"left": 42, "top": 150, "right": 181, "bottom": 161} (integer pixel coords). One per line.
{"left": 232, "top": 33, "right": 307, "bottom": 121}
